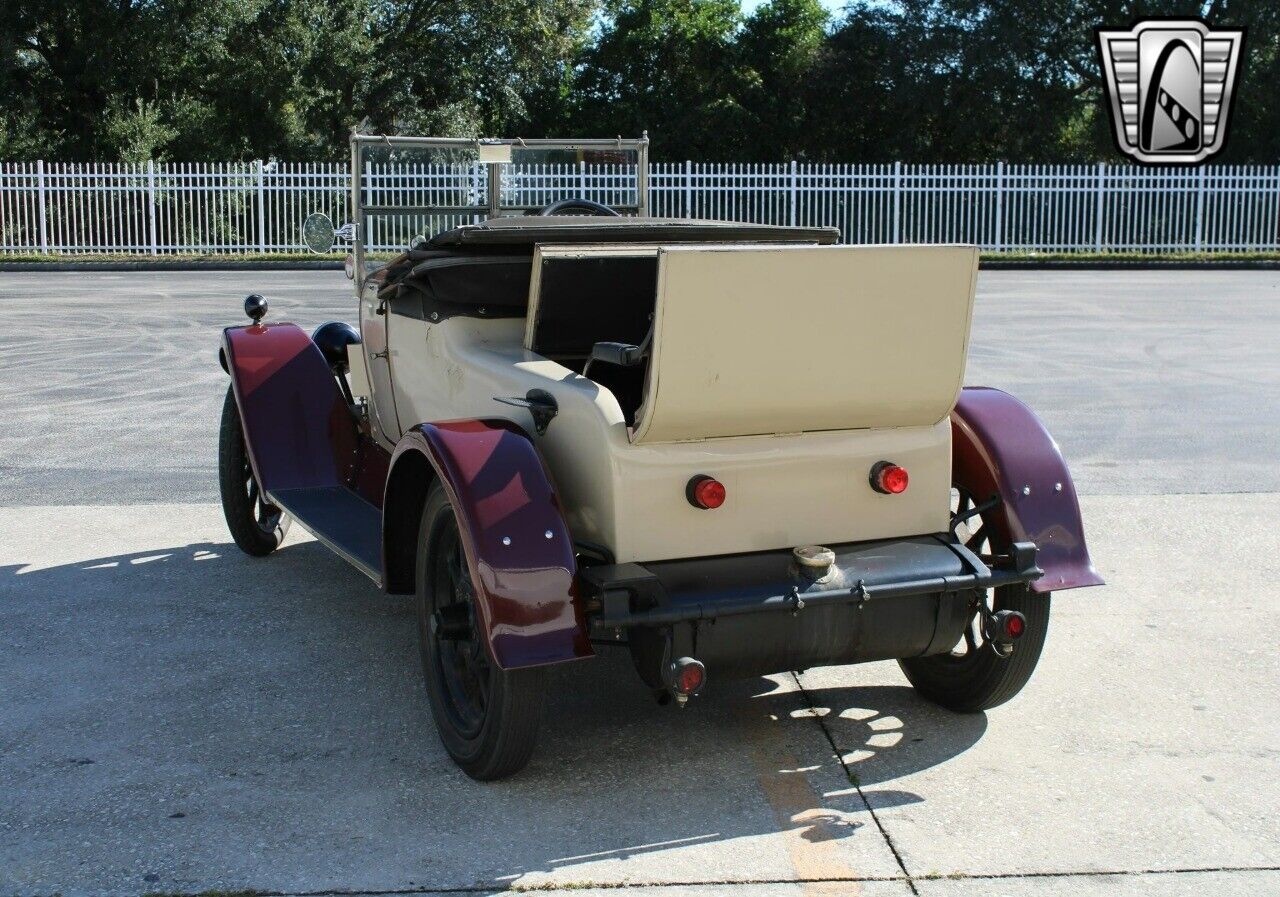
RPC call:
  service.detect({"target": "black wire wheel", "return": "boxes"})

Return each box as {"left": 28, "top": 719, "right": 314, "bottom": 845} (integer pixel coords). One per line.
{"left": 415, "top": 481, "right": 547, "bottom": 781}
{"left": 898, "top": 487, "right": 1050, "bottom": 713}
{"left": 218, "top": 384, "right": 291, "bottom": 556}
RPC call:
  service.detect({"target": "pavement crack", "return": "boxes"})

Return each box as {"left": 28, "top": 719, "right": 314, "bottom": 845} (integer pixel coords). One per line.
{"left": 914, "top": 864, "right": 1280, "bottom": 883}
{"left": 789, "top": 669, "right": 920, "bottom": 895}
{"left": 14, "top": 866, "right": 1280, "bottom": 897}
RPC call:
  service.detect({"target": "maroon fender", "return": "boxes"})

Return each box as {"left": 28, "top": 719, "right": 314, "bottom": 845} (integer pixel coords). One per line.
{"left": 391, "top": 420, "right": 593, "bottom": 670}
{"left": 222, "top": 323, "right": 387, "bottom": 507}
{"left": 951, "top": 387, "right": 1103, "bottom": 593}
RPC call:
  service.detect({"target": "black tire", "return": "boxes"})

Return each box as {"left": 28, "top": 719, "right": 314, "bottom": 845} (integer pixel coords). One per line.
{"left": 899, "top": 584, "right": 1050, "bottom": 712}
{"left": 218, "top": 384, "right": 290, "bottom": 556}
{"left": 898, "top": 488, "right": 1050, "bottom": 712}
{"left": 415, "top": 481, "right": 547, "bottom": 780}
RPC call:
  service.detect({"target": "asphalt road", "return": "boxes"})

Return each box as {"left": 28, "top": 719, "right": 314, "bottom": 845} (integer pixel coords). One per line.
{"left": 2, "top": 269, "right": 1278, "bottom": 505}
{"left": 1, "top": 270, "right": 1278, "bottom": 897}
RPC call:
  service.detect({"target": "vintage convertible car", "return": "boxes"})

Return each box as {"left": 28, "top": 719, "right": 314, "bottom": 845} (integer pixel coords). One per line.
{"left": 218, "top": 135, "right": 1102, "bottom": 780}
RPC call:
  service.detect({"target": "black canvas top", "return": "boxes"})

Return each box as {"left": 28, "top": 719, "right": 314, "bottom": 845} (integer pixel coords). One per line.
{"left": 427, "top": 216, "right": 840, "bottom": 249}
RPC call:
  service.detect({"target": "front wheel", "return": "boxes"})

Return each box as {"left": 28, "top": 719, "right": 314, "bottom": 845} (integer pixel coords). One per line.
{"left": 218, "top": 384, "right": 290, "bottom": 556}
{"left": 415, "top": 482, "right": 547, "bottom": 780}
{"left": 898, "top": 488, "right": 1049, "bottom": 712}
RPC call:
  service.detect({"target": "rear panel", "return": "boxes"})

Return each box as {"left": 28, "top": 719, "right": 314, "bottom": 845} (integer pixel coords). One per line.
{"left": 608, "top": 420, "right": 953, "bottom": 562}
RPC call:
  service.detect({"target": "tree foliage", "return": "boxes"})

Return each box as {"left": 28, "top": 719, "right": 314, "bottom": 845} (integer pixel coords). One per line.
{"left": 2, "top": 0, "right": 1277, "bottom": 162}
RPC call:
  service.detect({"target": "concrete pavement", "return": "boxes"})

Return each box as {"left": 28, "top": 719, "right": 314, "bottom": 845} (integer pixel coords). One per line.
{"left": 1, "top": 270, "right": 1278, "bottom": 895}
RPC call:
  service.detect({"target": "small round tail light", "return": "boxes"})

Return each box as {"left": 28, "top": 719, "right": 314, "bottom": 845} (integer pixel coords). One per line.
{"left": 870, "top": 461, "right": 909, "bottom": 494}
{"left": 668, "top": 657, "right": 706, "bottom": 696}
{"left": 687, "top": 475, "right": 726, "bottom": 509}
{"left": 993, "top": 610, "right": 1026, "bottom": 640}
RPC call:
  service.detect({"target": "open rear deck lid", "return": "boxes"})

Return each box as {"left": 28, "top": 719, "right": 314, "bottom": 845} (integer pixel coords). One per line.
{"left": 630, "top": 244, "right": 979, "bottom": 444}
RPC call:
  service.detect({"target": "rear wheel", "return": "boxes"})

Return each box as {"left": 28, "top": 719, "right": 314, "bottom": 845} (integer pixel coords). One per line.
{"left": 415, "top": 482, "right": 547, "bottom": 780}
{"left": 899, "top": 488, "right": 1050, "bottom": 712}
{"left": 218, "top": 385, "right": 290, "bottom": 556}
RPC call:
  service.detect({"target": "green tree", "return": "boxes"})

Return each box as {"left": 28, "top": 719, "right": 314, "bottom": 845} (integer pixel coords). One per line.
{"left": 1220, "top": 0, "right": 1280, "bottom": 161}
{"left": 103, "top": 99, "right": 178, "bottom": 163}
{"left": 736, "top": 0, "right": 830, "bottom": 160}
{"left": 0, "top": 0, "right": 598, "bottom": 161}
{"left": 568, "top": 0, "right": 752, "bottom": 159}
{"left": 3, "top": 0, "right": 1278, "bottom": 163}
{"left": 802, "top": 0, "right": 1102, "bottom": 162}
{"left": 1, "top": 0, "right": 165, "bottom": 158}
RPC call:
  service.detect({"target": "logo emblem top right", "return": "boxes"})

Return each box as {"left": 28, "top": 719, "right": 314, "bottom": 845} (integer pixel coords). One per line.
{"left": 1096, "top": 19, "right": 1245, "bottom": 165}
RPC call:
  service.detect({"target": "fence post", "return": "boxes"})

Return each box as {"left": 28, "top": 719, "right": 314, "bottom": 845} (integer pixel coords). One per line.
{"left": 789, "top": 160, "right": 798, "bottom": 226}
{"left": 993, "top": 161, "right": 1004, "bottom": 252}
{"left": 893, "top": 161, "right": 902, "bottom": 243}
{"left": 579, "top": 159, "right": 587, "bottom": 199}
{"left": 256, "top": 160, "right": 267, "bottom": 253}
{"left": 35, "top": 160, "right": 49, "bottom": 253}
{"left": 1194, "top": 166, "right": 1205, "bottom": 251}
{"left": 684, "top": 160, "right": 692, "bottom": 219}
{"left": 1093, "top": 161, "right": 1105, "bottom": 252}
{"left": 146, "top": 159, "right": 158, "bottom": 255}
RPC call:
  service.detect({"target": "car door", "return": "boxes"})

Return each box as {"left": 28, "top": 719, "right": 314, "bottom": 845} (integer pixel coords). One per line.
{"left": 359, "top": 278, "right": 401, "bottom": 445}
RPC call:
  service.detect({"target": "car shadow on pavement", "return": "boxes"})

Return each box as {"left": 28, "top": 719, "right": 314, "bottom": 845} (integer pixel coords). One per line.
{"left": 1, "top": 538, "right": 987, "bottom": 892}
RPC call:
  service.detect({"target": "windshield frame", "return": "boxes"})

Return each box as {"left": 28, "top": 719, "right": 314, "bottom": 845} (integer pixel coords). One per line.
{"left": 348, "top": 133, "right": 650, "bottom": 286}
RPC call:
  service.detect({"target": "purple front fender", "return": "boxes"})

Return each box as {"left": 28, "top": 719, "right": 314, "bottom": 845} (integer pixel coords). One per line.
{"left": 391, "top": 420, "right": 593, "bottom": 671}
{"left": 951, "top": 387, "right": 1103, "bottom": 593}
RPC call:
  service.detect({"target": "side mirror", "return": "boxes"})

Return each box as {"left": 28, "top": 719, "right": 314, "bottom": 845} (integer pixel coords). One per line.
{"left": 302, "top": 213, "right": 335, "bottom": 254}
{"left": 589, "top": 341, "right": 643, "bottom": 367}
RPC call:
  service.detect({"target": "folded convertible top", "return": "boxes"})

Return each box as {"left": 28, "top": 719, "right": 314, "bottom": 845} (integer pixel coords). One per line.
{"left": 428, "top": 216, "right": 840, "bottom": 249}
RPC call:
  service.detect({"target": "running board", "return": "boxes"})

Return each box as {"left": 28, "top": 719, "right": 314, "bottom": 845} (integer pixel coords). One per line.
{"left": 269, "top": 486, "right": 383, "bottom": 585}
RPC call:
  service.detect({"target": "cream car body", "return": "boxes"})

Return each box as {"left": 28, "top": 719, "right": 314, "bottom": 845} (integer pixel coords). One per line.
{"left": 366, "top": 242, "right": 976, "bottom": 563}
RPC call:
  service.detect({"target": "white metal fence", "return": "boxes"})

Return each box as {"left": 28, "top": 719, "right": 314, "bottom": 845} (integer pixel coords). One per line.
{"left": 1, "top": 160, "right": 1277, "bottom": 254}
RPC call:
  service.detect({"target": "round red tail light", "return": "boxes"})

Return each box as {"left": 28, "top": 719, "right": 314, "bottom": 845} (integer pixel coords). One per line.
{"left": 669, "top": 657, "right": 706, "bottom": 695}
{"left": 1004, "top": 613, "right": 1026, "bottom": 639}
{"left": 687, "top": 475, "right": 726, "bottom": 509}
{"left": 870, "top": 461, "right": 909, "bottom": 495}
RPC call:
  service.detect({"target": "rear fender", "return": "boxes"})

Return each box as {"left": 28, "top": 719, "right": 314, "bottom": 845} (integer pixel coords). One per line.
{"left": 951, "top": 387, "right": 1103, "bottom": 593}
{"left": 391, "top": 420, "right": 593, "bottom": 670}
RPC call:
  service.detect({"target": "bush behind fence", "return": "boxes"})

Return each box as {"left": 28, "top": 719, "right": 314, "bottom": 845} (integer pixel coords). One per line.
{"left": 1, "top": 160, "right": 1278, "bottom": 254}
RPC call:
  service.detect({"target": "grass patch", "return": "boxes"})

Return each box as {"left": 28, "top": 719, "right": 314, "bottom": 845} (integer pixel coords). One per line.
{"left": 980, "top": 250, "right": 1280, "bottom": 262}
{"left": 0, "top": 251, "right": 401, "bottom": 263}
{"left": 3, "top": 249, "right": 1277, "bottom": 264}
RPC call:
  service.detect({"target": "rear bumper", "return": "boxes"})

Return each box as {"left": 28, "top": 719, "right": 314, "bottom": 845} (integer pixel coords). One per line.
{"left": 584, "top": 534, "right": 1041, "bottom": 629}
{"left": 581, "top": 534, "right": 1042, "bottom": 680}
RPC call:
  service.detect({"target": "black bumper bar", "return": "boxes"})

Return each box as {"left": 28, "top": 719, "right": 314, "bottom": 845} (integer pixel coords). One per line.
{"left": 582, "top": 536, "right": 1043, "bottom": 632}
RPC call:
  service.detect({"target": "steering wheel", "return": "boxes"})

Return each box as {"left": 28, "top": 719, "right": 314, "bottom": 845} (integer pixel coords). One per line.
{"left": 536, "top": 198, "right": 621, "bottom": 217}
